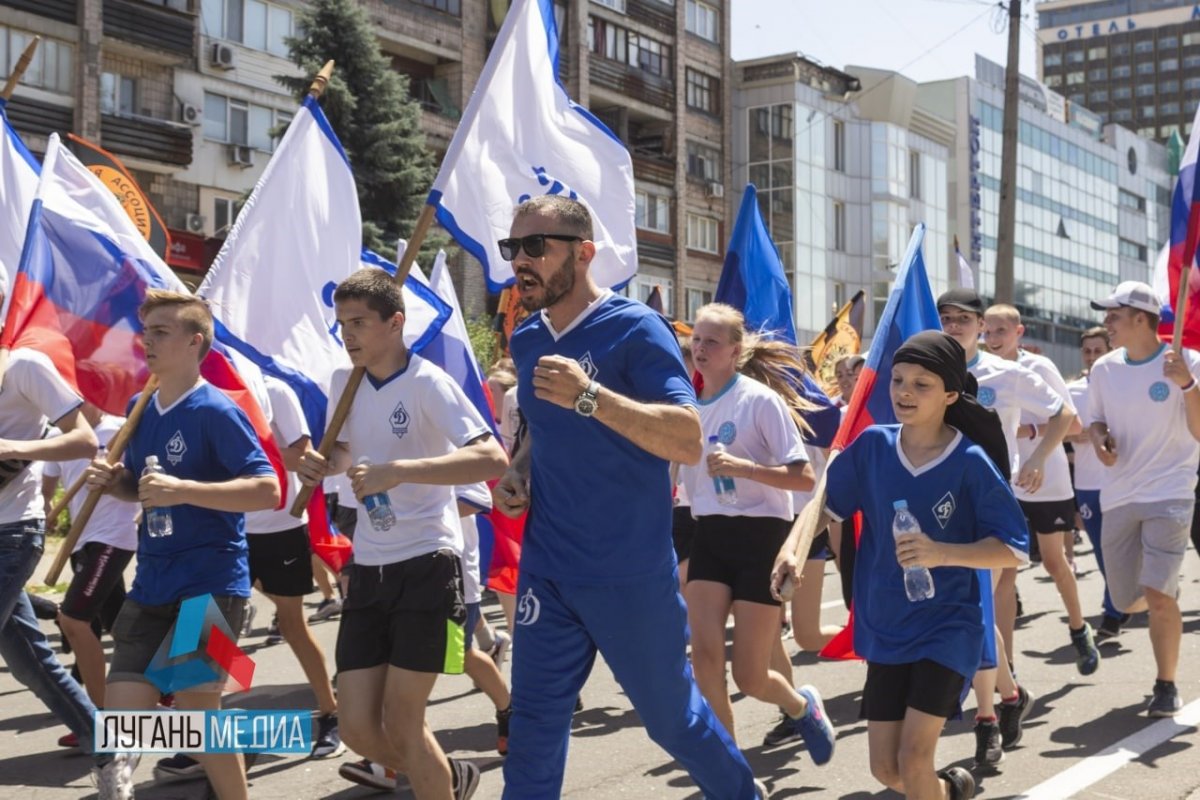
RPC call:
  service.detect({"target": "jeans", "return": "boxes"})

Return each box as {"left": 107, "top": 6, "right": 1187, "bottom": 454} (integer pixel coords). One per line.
{"left": 0, "top": 519, "right": 99, "bottom": 758}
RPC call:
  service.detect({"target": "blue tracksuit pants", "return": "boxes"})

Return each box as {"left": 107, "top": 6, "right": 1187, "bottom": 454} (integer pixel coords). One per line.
{"left": 1076, "top": 489, "right": 1119, "bottom": 619}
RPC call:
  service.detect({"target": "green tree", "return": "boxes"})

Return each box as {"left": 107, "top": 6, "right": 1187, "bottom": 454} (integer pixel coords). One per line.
{"left": 280, "top": 0, "right": 437, "bottom": 255}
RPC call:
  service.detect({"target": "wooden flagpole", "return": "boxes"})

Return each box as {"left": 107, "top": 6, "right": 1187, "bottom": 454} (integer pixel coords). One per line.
{"left": 289, "top": 202, "right": 437, "bottom": 516}
{"left": 1173, "top": 260, "right": 1191, "bottom": 353}
{"left": 1, "top": 36, "right": 40, "bottom": 101}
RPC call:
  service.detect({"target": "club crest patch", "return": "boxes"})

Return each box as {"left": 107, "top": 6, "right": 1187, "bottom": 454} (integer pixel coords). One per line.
{"left": 166, "top": 430, "right": 186, "bottom": 466}
{"left": 717, "top": 421, "right": 737, "bottom": 445}
{"left": 391, "top": 401, "right": 411, "bottom": 439}
{"left": 577, "top": 351, "right": 597, "bottom": 380}
{"left": 977, "top": 386, "right": 996, "bottom": 407}
{"left": 1149, "top": 381, "right": 1170, "bottom": 402}
{"left": 932, "top": 491, "right": 956, "bottom": 529}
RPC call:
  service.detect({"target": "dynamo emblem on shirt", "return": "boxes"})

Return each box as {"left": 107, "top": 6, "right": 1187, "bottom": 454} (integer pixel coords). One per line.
{"left": 390, "top": 401, "right": 411, "bottom": 439}
{"left": 576, "top": 351, "right": 597, "bottom": 380}
{"left": 1079, "top": 502, "right": 1092, "bottom": 521}
{"left": 1149, "top": 381, "right": 1171, "bottom": 402}
{"left": 166, "top": 430, "right": 187, "bottom": 466}
{"left": 516, "top": 587, "right": 541, "bottom": 626}
{"left": 976, "top": 386, "right": 996, "bottom": 407}
{"left": 932, "top": 491, "right": 956, "bottom": 529}
{"left": 717, "top": 421, "right": 737, "bottom": 445}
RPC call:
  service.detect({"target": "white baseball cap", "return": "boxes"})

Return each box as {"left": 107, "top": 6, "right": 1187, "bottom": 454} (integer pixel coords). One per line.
{"left": 1090, "top": 280, "right": 1162, "bottom": 315}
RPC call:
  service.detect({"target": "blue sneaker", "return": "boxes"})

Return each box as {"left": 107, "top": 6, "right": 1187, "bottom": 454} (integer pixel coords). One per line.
{"left": 793, "top": 684, "right": 835, "bottom": 765}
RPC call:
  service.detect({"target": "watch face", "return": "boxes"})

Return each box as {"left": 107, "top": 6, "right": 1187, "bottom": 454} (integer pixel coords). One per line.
{"left": 575, "top": 396, "right": 598, "bottom": 416}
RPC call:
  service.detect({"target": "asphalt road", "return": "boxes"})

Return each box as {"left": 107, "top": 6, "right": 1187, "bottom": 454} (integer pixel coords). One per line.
{"left": 2, "top": 536, "right": 1199, "bottom": 799}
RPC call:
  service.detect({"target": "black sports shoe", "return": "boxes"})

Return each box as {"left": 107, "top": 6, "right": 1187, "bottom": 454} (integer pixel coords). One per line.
{"left": 973, "top": 719, "right": 1003, "bottom": 768}
{"left": 998, "top": 685, "right": 1032, "bottom": 750}
{"left": 1095, "top": 613, "right": 1129, "bottom": 642}
{"left": 1070, "top": 623, "right": 1101, "bottom": 675}
{"left": 761, "top": 710, "right": 802, "bottom": 748}
{"left": 311, "top": 713, "right": 345, "bottom": 758}
{"left": 938, "top": 766, "right": 976, "bottom": 800}
{"left": 1147, "top": 681, "right": 1182, "bottom": 718}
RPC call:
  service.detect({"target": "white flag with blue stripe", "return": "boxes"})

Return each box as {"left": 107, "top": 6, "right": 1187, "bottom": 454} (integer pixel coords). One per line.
{"left": 428, "top": 0, "right": 637, "bottom": 292}
{"left": 199, "top": 95, "right": 451, "bottom": 443}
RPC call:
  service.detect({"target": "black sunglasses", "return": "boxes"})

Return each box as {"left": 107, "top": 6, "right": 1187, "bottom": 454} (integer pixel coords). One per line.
{"left": 497, "top": 233, "right": 582, "bottom": 261}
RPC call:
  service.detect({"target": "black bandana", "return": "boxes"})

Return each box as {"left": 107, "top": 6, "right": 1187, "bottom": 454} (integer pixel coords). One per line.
{"left": 893, "top": 331, "right": 1010, "bottom": 476}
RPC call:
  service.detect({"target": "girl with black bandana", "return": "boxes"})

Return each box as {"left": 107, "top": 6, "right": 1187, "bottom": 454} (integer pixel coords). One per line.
{"left": 771, "top": 331, "right": 1029, "bottom": 800}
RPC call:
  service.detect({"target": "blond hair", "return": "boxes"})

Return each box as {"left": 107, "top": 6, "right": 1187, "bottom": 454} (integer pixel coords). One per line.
{"left": 984, "top": 303, "right": 1021, "bottom": 325}
{"left": 139, "top": 290, "right": 213, "bottom": 358}
{"left": 694, "top": 303, "right": 817, "bottom": 434}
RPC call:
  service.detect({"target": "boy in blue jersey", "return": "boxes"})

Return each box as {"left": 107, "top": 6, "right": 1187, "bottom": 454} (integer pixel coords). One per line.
{"left": 773, "top": 331, "right": 1028, "bottom": 800}
{"left": 86, "top": 291, "right": 281, "bottom": 800}
{"left": 492, "top": 196, "right": 765, "bottom": 799}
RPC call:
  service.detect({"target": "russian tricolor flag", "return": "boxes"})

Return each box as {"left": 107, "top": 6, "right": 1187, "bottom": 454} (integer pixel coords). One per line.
{"left": 1154, "top": 102, "right": 1200, "bottom": 345}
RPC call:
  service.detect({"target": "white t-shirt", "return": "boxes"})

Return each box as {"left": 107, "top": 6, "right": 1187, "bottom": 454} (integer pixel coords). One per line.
{"left": 0, "top": 349, "right": 83, "bottom": 525}
{"left": 331, "top": 355, "right": 492, "bottom": 566}
{"left": 500, "top": 385, "right": 520, "bottom": 454}
{"left": 1067, "top": 376, "right": 1110, "bottom": 492}
{"left": 1088, "top": 344, "right": 1200, "bottom": 512}
{"left": 456, "top": 481, "right": 492, "bottom": 605}
{"left": 682, "top": 374, "right": 808, "bottom": 520}
{"left": 245, "top": 376, "right": 309, "bottom": 534}
{"left": 43, "top": 415, "right": 138, "bottom": 552}
{"left": 1013, "top": 350, "right": 1077, "bottom": 503}
{"left": 330, "top": 472, "right": 357, "bottom": 509}
{"left": 968, "top": 350, "right": 1064, "bottom": 483}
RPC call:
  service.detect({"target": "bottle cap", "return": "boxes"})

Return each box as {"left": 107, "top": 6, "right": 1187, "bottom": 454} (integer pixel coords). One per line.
{"left": 892, "top": 499, "right": 908, "bottom": 510}
{"left": 146, "top": 455, "right": 160, "bottom": 466}
{"left": 356, "top": 456, "right": 372, "bottom": 466}
{"left": 707, "top": 435, "right": 719, "bottom": 444}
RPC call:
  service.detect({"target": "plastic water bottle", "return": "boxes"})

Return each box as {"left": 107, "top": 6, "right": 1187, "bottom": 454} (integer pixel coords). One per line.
{"left": 358, "top": 458, "right": 396, "bottom": 531}
{"left": 142, "top": 455, "right": 173, "bottom": 538}
{"left": 892, "top": 500, "right": 934, "bottom": 602}
{"left": 707, "top": 436, "right": 738, "bottom": 506}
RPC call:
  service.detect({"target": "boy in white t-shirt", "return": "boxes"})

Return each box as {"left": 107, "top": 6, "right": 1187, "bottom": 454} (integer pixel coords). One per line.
{"left": 297, "top": 268, "right": 508, "bottom": 800}
{"left": 1087, "top": 281, "right": 1200, "bottom": 718}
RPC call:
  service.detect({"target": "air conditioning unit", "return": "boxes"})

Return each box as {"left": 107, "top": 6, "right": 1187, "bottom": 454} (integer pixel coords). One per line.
{"left": 210, "top": 42, "right": 236, "bottom": 70}
{"left": 180, "top": 102, "right": 202, "bottom": 126}
{"left": 227, "top": 144, "right": 254, "bottom": 168}
{"left": 705, "top": 181, "right": 725, "bottom": 199}
{"left": 185, "top": 213, "right": 206, "bottom": 233}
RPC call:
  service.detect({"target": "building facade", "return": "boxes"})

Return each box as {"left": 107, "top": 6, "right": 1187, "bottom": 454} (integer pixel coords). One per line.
{"left": 1037, "top": 0, "right": 1200, "bottom": 143}
{"left": 0, "top": 0, "right": 733, "bottom": 319}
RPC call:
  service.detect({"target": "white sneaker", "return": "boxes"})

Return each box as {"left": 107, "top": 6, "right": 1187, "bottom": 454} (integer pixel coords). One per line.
{"left": 239, "top": 603, "right": 257, "bottom": 638}
{"left": 489, "top": 630, "right": 512, "bottom": 667}
{"left": 93, "top": 752, "right": 140, "bottom": 800}
{"left": 308, "top": 597, "right": 343, "bottom": 622}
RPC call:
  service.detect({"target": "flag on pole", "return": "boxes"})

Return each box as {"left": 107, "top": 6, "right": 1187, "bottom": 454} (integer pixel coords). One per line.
{"left": 0, "top": 100, "right": 40, "bottom": 320}
{"left": 428, "top": 0, "right": 637, "bottom": 292}
{"left": 1153, "top": 102, "right": 1200, "bottom": 348}
{"left": 645, "top": 285, "right": 665, "bottom": 315}
{"left": 954, "top": 236, "right": 975, "bottom": 289}
{"left": 0, "top": 134, "right": 286, "bottom": 493}
{"left": 808, "top": 289, "right": 865, "bottom": 397}
{"left": 67, "top": 133, "right": 170, "bottom": 260}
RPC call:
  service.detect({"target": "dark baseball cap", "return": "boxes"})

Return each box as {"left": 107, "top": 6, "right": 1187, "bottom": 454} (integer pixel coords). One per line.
{"left": 936, "top": 288, "right": 983, "bottom": 314}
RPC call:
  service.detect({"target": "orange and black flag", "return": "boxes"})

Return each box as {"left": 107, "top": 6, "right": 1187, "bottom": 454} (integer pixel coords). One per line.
{"left": 495, "top": 286, "right": 532, "bottom": 356}
{"left": 66, "top": 133, "right": 171, "bottom": 260}
{"left": 808, "top": 289, "right": 865, "bottom": 397}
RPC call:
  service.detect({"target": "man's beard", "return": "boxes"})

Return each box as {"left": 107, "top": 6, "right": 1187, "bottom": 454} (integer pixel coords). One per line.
{"left": 518, "top": 252, "right": 576, "bottom": 312}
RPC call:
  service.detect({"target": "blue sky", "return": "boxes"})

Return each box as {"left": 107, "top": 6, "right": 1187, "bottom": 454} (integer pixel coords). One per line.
{"left": 730, "top": 0, "right": 1042, "bottom": 83}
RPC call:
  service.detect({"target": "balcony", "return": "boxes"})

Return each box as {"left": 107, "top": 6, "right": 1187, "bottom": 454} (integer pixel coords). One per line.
{"left": 4, "top": 95, "right": 73, "bottom": 140}
{"left": 3, "top": 0, "right": 77, "bottom": 24}
{"left": 633, "top": 154, "right": 674, "bottom": 186}
{"left": 101, "top": 113, "right": 192, "bottom": 168}
{"left": 627, "top": 0, "right": 674, "bottom": 36}
{"left": 589, "top": 58, "right": 674, "bottom": 111}
{"left": 103, "top": 0, "right": 195, "bottom": 59}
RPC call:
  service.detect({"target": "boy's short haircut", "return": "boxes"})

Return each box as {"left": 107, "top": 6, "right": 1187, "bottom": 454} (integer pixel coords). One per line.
{"left": 139, "top": 290, "right": 214, "bottom": 358}
{"left": 333, "top": 268, "right": 405, "bottom": 320}
{"left": 835, "top": 353, "right": 865, "bottom": 372}
{"left": 1080, "top": 326, "right": 1110, "bottom": 347}
{"left": 983, "top": 303, "right": 1021, "bottom": 325}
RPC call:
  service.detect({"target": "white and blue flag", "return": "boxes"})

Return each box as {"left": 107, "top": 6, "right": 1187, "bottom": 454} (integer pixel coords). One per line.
{"left": 428, "top": 0, "right": 637, "bottom": 292}
{"left": 0, "top": 99, "right": 40, "bottom": 318}
{"left": 199, "top": 95, "right": 451, "bottom": 444}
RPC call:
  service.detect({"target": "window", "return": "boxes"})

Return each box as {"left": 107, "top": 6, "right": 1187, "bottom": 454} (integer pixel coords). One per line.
{"left": 588, "top": 19, "right": 672, "bottom": 77}
{"left": 1113, "top": 108, "right": 1134, "bottom": 121}
{"left": 213, "top": 195, "right": 240, "bottom": 234}
{"left": 1044, "top": 53, "right": 1062, "bottom": 67}
{"left": 1113, "top": 42, "right": 1130, "bottom": 56}
{"left": 202, "top": 0, "right": 293, "bottom": 56}
{"left": 1113, "top": 86, "right": 1132, "bottom": 99}
{"left": 1185, "top": 77, "right": 1200, "bottom": 91}
{"left": 1088, "top": 46, "right": 1107, "bottom": 59}
{"left": 1161, "top": 58, "right": 1179, "bottom": 72}
{"left": 1141, "top": 104, "right": 1155, "bottom": 119}
{"left": 1118, "top": 188, "right": 1146, "bottom": 212}
{"left": 592, "top": 0, "right": 626, "bottom": 11}
{"left": 1137, "top": 62, "right": 1156, "bottom": 74}
{"left": 685, "top": 68, "right": 718, "bottom": 114}
{"left": 908, "top": 151, "right": 921, "bottom": 200}
{"left": 1161, "top": 79, "right": 1179, "bottom": 93}
{"left": 1186, "top": 55, "right": 1200, "bottom": 69}
{"left": 203, "top": 91, "right": 290, "bottom": 151}
{"left": 100, "top": 72, "right": 136, "bottom": 116}
{"left": 1067, "top": 71, "right": 1085, "bottom": 85}
{"left": 1136, "top": 83, "right": 1155, "bottom": 97}
{"left": 1045, "top": 75, "right": 1063, "bottom": 87}
{"left": 1184, "top": 32, "right": 1200, "bottom": 46}
{"left": 1089, "top": 89, "right": 1108, "bottom": 103}
{"left": 686, "top": 214, "right": 719, "bottom": 253}
{"left": 1161, "top": 101, "right": 1180, "bottom": 115}
{"left": 0, "top": 28, "right": 72, "bottom": 94}
{"left": 412, "top": 0, "right": 461, "bottom": 14}
{"left": 685, "top": 0, "right": 719, "bottom": 43}
{"left": 635, "top": 188, "right": 670, "bottom": 233}
{"left": 1118, "top": 238, "right": 1147, "bottom": 261}
{"left": 686, "top": 140, "right": 720, "bottom": 182}
{"left": 833, "top": 202, "right": 846, "bottom": 252}
{"left": 1066, "top": 50, "right": 1085, "bottom": 64}
{"left": 1134, "top": 40, "right": 1155, "bottom": 53}
{"left": 1137, "top": 125, "right": 1157, "bottom": 137}
{"left": 1112, "top": 64, "right": 1132, "bottom": 78}
{"left": 833, "top": 119, "right": 845, "bottom": 172}
{"left": 1088, "top": 67, "right": 1107, "bottom": 81}
{"left": 1160, "top": 36, "right": 1178, "bottom": 50}
{"left": 686, "top": 287, "right": 712, "bottom": 321}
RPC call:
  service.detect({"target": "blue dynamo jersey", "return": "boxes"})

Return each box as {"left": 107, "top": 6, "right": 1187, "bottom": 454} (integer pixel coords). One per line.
{"left": 125, "top": 383, "right": 275, "bottom": 606}
{"left": 825, "top": 425, "right": 1028, "bottom": 679}
{"left": 513, "top": 294, "right": 696, "bottom": 583}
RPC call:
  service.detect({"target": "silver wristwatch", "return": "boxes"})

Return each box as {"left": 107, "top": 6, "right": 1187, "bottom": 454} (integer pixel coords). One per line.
{"left": 574, "top": 380, "right": 600, "bottom": 417}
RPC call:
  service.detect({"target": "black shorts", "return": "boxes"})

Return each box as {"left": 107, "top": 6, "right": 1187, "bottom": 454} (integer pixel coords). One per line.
{"left": 61, "top": 542, "right": 134, "bottom": 623}
{"left": 336, "top": 549, "right": 467, "bottom": 674}
{"left": 806, "top": 529, "right": 833, "bottom": 561}
{"left": 688, "top": 515, "right": 790, "bottom": 606}
{"left": 861, "top": 659, "right": 965, "bottom": 721}
{"left": 1019, "top": 498, "right": 1076, "bottom": 535}
{"left": 247, "top": 527, "right": 314, "bottom": 597}
{"left": 672, "top": 505, "right": 697, "bottom": 563}
{"left": 109, "top": 595, "right": 247, "bottom": 691}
